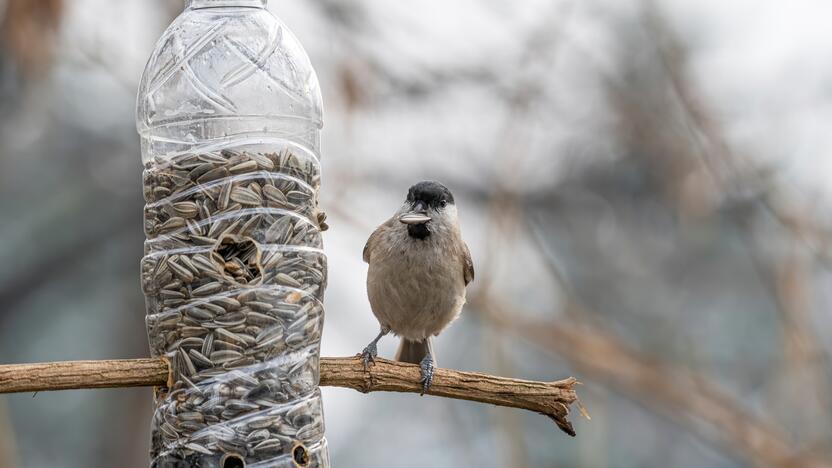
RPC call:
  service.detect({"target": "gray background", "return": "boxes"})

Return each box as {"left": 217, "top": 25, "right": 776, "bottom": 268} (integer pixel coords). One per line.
{"left": 0, "top": 0, "right": 831, "bottom": 467}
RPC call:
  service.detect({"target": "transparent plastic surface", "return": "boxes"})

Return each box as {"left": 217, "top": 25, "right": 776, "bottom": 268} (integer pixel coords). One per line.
{"left": 136, "top": 1, "right": 327, "bottom": 466}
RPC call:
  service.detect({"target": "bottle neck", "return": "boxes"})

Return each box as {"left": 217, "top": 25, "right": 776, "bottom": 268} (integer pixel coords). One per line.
{"left": 186, "top": 0, "right": 267, "bottom": 8}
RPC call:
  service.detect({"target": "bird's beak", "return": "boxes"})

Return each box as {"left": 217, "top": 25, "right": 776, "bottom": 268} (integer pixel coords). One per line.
{"left": 399, "top": 201, "right": 431, "bottom": 225}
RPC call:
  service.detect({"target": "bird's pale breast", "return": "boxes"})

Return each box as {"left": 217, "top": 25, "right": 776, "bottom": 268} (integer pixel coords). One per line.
{"left": 366, "top": 224, "right": 466, "bottom": 341}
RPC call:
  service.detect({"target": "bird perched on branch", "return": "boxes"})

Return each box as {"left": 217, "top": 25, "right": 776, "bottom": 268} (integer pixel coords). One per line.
{"left": 360, "top": 181, "right": 474, "bottom": 393}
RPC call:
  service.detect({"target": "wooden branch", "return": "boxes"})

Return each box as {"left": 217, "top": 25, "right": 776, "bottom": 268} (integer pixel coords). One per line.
{"left": 0, "top": 359, "right": 170, "bottom": 393}
{"left": 321, "top": 357, "right": 578, "bottom": 436}
{"left": 0, "top": 356, "right": 580, "bottom": 436}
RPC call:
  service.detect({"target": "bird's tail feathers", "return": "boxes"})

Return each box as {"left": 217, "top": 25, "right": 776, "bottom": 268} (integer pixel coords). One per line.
{"left": 395, "top": 339, "right": 431, "bottom": 364}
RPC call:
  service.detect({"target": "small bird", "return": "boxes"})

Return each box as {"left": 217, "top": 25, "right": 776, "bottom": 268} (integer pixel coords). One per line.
{"left": 360, "top": 181, "right": 474, "bottom": 392}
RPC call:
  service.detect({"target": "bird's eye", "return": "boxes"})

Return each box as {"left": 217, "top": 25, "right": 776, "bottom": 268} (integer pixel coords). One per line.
{"left": 440, "top": 199, "right": 447, "bottom": 207}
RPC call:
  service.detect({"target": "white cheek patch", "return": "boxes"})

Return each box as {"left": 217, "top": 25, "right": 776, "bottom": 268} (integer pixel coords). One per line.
{"left": 437, "top": 205, "right": 458, "bottom": 223}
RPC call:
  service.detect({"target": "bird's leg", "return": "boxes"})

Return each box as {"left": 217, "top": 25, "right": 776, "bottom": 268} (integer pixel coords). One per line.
{"left": 419, "top": 337, "right": 436, "bottom": 395}
{"left": 360, "top": 327, "right": 389, "bottom": 370}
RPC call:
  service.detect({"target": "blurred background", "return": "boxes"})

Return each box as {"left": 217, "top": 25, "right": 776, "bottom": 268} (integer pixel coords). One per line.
{"left": 1, "top": 0, "right": 831, "bottom": 467}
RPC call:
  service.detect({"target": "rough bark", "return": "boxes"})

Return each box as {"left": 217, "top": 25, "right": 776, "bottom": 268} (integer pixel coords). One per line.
{"left": 0, "top": 356, "right": 579, "bottom": 436}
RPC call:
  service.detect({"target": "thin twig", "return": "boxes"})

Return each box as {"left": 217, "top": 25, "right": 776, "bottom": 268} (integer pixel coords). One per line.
{"left": 0, "top": 357, "right": 580, "bottom": 436}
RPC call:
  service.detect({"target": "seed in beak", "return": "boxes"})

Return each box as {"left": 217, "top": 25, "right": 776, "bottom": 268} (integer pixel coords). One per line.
{"left": 399, "top": 212, "right": 431, "bottom": 225}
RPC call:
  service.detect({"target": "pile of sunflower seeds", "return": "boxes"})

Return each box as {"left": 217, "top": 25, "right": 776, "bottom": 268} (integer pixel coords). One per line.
{"left": 142, "top": 149, "right": 328, "bottom": 467}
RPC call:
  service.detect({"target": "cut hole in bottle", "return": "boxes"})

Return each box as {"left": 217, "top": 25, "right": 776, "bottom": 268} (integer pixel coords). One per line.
{"left": 293, "top": 444, "right": 310, "bottom": 467}
{"left": 212, "top": 234, "right": 264, "bottom": 286}
{"left": 221, "top": 454, "right": 245, "bottom": 468}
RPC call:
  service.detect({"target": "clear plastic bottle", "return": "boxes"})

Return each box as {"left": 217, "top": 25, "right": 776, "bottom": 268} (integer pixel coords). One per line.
{"left": 136, "top": 1, "right": 328, "bottom": 467}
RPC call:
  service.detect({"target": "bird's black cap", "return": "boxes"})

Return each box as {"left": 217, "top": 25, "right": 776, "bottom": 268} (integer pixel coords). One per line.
{"left": 406, "top": 180, "right": 454, "bottom": 208}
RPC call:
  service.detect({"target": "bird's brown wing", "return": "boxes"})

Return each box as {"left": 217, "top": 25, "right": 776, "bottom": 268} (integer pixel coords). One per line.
{"left": 462, "top": 241, "right": 475, "bottom": 285}
{"left": 363, "top": 222, "right": 388, "bottom": 263}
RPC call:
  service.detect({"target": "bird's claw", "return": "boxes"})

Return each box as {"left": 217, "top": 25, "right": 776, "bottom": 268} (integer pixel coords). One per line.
{"left": 419, "top": 355, "right": 435, "bottom": 395}
{"left": 360, "top": 343, "right": 378, "bottom": 371}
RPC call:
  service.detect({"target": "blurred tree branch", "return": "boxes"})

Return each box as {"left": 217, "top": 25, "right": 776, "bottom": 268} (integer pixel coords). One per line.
{"left": 0, "top": 399, "right": 20, "bottom": 468}
{"left": 640, "top": 2, "right": 832, "bottom": 442}
{"left": 473, "top": 292, "right": 831, "bottom": 468}
{"left": 0, "top": 0, "right": 63, "bottom": 75}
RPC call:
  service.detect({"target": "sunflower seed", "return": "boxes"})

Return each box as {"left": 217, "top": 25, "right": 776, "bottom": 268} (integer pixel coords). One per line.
{"left": 197, "top": 166, "right": 230, "bottom": 184}
{"left": 173, "top": 201, "right": 199, "bottom": 218}
{"left": 192, "top": 282, "right": 222, "bottom": 297}
{"left": 229, "top": 160, "right": 258, "bottom": 174}
{"left": 230, "top": 186, "right": 263, "bottom": 206}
